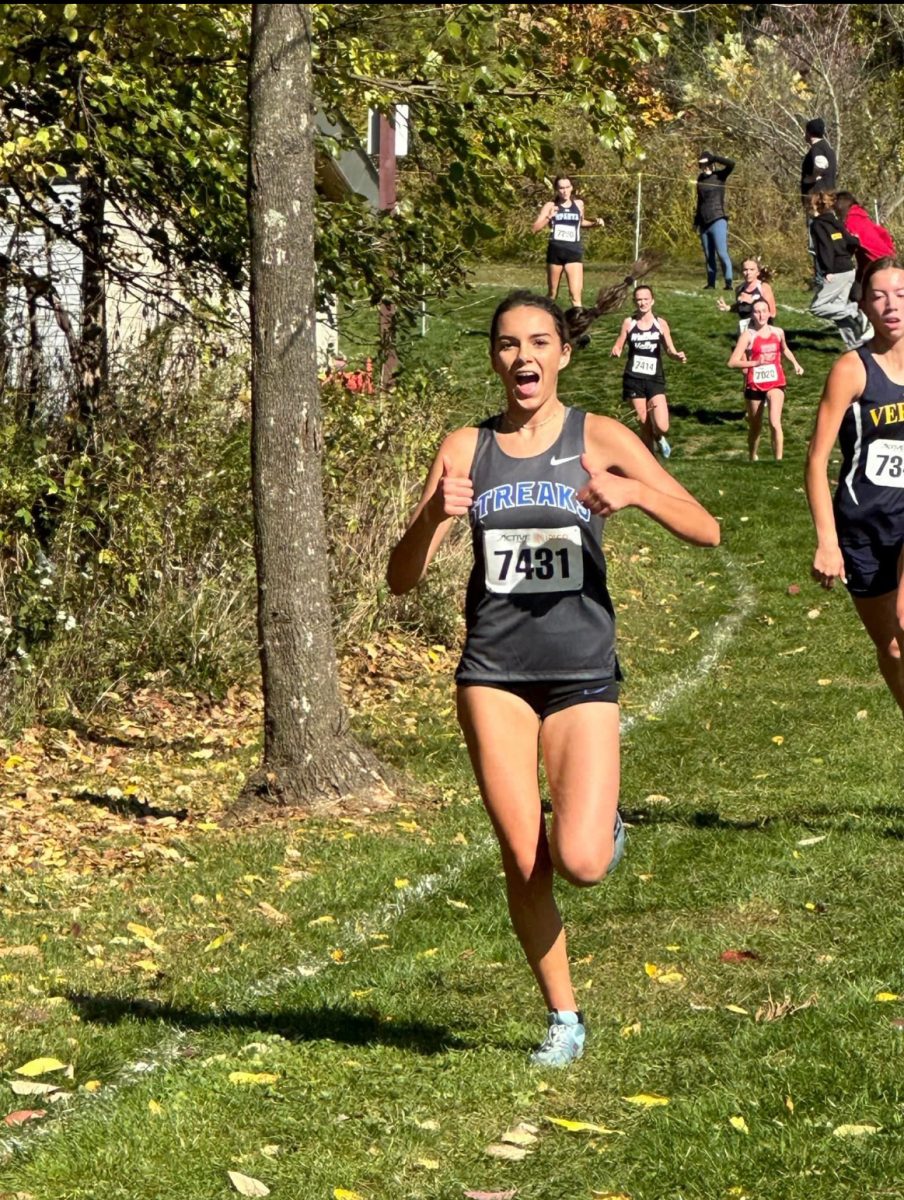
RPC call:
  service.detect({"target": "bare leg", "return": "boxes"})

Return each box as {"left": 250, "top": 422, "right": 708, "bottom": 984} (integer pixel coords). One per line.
{"left": 562, "top": 261, "right": 584, "bottom": 308}
{"left": 746, "top": 396, "right": 764, "bottom": 461}
{"left": 540, "top": 702, "right": 621, "bottom": 887}
{"left": 547, "top": 263, "right": 564, "bottom": 301}
{"left": 630, "top": 397, "right": 654, "bottom": 450}
{"left": 766, "top": 389, "right": 784, "bottom": 460}
{"left": 852, "top": 588, "right": 904, "bottom": 715}
{"left": 457, "top": 685, "right": 576, "bottom": 1011}
{"left": 647, "top": 392, "right": 669, "bottom": 440}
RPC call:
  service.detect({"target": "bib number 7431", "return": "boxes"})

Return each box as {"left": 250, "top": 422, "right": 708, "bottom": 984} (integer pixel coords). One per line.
{"left": 484, "top": 526, "right": 583, "bottom": 593}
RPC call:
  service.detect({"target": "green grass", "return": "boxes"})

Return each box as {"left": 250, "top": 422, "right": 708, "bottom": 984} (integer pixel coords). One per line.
{"left": 2, "top": 268, "right": 904, "bottom": 1200}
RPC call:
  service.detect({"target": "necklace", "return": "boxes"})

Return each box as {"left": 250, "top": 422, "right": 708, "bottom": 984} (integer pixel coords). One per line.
{"left": 499, "top": 404, "right": 563, "bottom": 433}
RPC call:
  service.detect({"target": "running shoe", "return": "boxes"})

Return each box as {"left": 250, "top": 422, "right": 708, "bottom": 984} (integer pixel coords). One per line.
{"left": 530, "top": 1010, "right": 585, "bottom": 1068}
{"left": 657, "top": 436, "right": 672, "bottom": 459}
{"left": 724, "top": 282, "right": 734, "bottom": 290}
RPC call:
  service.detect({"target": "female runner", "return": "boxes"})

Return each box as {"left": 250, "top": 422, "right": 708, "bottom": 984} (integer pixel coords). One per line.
{"left": 387, "top": 290, "right": 719, "bottom": 1066}
{"left": 610, "top": 284, "right": 686, "bottom": 458}
{"left": 728, "top": 297, "right": 804, "bottom": 462}
{"left": 806, "top": 258, "right": 904, "bottom": 715}
{"left": 717, "top": 258, "right": 776, "bottom": 333}
{"left": 531, "top": 176, "right": 604, "bottom": 309}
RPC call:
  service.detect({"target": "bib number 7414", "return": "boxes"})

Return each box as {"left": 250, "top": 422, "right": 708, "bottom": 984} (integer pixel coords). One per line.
{"left": 484, "top": 526, "right": 583, "bottom": 593}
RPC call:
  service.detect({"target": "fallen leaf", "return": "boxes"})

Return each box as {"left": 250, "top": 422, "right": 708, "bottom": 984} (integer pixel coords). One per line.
{"left": 787, "top": 584, "right": 801, "bottom": 595}
{"left": 204, "top": 932, "right": 233, "bottom": 952}
{"left": 876, "top": 992, "right": 899, "bottom": 1002}
{"left": 126, "top": 922, "right": 156, "bottom": 940}
{"left": 547, "top": 1118, "right": 623, "bottom": 1135}
{"left": 501, "top": 1127, "right": 539, "bottom": 1146}
{"left": 83, "top": 1080, "right": 102, "bottom": 1093}
{"left": 3, "top": 1109, "right": 46, "bottom": 1126}
{"left": 394, "top": 878, "right": 410, "bottom": 889}
{"left": 832, "top": 1124, "right": 879, "bottom": 1138}
{"left": 620, "top": 1022, "right": 642, "bottom": 1038}
{"left": 333, "top": 1192, "right": 366, "bottom": 1200}
{"left": 807, "top": 608, "right": 821, "bottom": 619}
{"left": 229, "top": 1072, "right": 279, "bottom": 1086}
{"left": 307, "top": 915, "right": 336, "bottom": 927}
{"left": 729, "top": 1115, "right": 749, "bottom": 1134}
{"left": 484, "top": 1143, "right": 528, "bottom": 1161}
{"left": 622, "top": 1094, "right": 669, "bottom": 1107}
{"left": 785, "top": 1095, "right": 794, "bottom": 1113}
{"left": 592, "top": 1193, "right": 631, "bottom": 1199}
{"left": 772, "top": 735, "right": 784, "bottom": 745}
{"left": 415, "top": 1118, "right": 440, "bottom": 1131}
{"left": 14, "top": 1058, "right": 68, "bottom": 1077}
{"left": 9, "top": 1081, "right": 60, "bottom": 1096}
{"left": 797, "top": 835, "right": 828, "bottom": 847}
{"left": 446, "top": 898, "right": 470, "bottom": 910}
{"left": 463, "top": 1191, "right": 517, "bottom": 1200}
{"left": 720, "top": 949, "right": 760, "bottom": 963}
{"left": 724, "top": 1005, "right": 750, "bottom": 1016}
{"left": 227, "top": 1171, "right": 270, "bottom": 1197}
{"left": 257, "top": 902, "right": 287, "bottom": 924}
{"left": 148, "top": 1099, "right": 163, "bottom": 1115}
{"left": 755, "top": 993, "right": 817, "bottom": 1022}
{"left": 414, "top": 1158, "right": 439, "bottom": 1170}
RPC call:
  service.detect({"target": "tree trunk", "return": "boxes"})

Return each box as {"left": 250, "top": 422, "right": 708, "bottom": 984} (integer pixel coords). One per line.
{"left": 241, "top": 3, "right": 388, "bottom": 811}
{"left": 77, "top": 170, "right": 107, "bottom": 445}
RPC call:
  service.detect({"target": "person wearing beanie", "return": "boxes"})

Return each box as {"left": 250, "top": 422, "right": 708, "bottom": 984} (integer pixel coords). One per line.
{"left": 801, "top": 118, "right": 837, "bottom": 196}
{"left": 693, "top": 150, "right": 734, "bottom": 290}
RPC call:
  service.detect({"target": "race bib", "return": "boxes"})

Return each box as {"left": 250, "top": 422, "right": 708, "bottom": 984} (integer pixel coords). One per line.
{"left": 865, "top": 438, "right": 904, "bottom": 487}
{"left": 752, "top": 363, "right": 779, "bottom": 386}
{"left": 484, "top": 526, "right": 583, "bottom": 594}
{"left": 553, "top": 225, "right": 578, "bottom": 243}
{"left": 630, "top": 354, "right": 657, "bottom": 377}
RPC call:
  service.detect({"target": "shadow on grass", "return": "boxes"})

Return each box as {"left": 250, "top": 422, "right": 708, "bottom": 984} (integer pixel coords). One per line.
{"left": 670, "top": 403, "right": 745, "bottom": 425}
{"left": 64, "top": 993, "right": 479, "bottom": 1055}
{"left": 621, "top": 804, "right": 904, "bottom": 838}
{"left": 75, "top": 791, "right": 189, "bottom": 822}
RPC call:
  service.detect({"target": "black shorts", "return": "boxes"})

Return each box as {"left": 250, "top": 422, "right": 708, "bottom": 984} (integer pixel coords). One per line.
{"left": 547, "top": 242, "right": 584, "bottom": 267}
{"left": 462, "top": 677, "right": 620, "bottom": 720}
{"left": 744, "top": 387, "right": 782, "bottom": 402}
{"left": 841, "top": 536, "right": 904, "bottom": 598}
{"left": 623, "top": 374, "right": 666, "bottom": 403}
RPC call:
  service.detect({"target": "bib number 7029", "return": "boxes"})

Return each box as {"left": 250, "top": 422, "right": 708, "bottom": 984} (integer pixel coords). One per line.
{"left": 484, "top": 526, "right": 583, "bottom": 593}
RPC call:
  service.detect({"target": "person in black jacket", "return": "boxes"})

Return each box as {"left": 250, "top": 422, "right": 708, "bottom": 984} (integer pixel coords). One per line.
{"left": 693, "top": 150, "right": 734, "bottom": 290}
{"left": 801, "top": 119, "right": 838, "bottom": 283}
{"left": 807, "top": 190, "right": 871, "bottom": 348}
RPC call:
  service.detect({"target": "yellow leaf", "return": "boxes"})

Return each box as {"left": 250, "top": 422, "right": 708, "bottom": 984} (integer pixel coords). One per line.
{"left": 772, "top": 735, "right": 784, "bottom": 745}
{"left": 205, "top": 932, "right": 234, "bottom": 952}
{"left": 622, "top": 1093, "right": 669, "bottom": 1107}
{"left": 592, "top": 1193, "right": 632, "bottom": 1199}
{"left": 413, "top": 1158, "right": 439, "bottom": 1169}
{"left": 620, "top": 1022, "right": 642, "bottom": 1038}
{"left": 4, "top": 755, "right": 23, "bottom": 769}
{"left": 548, "top": 1117, "right": 624, "bottom": 1134}
{"left": 446, "top": 898, "right": 470, "bottom": 910}
{"left": 15, "top": 1057, "right": 68, "bottom": 1077}
{"left": 307, "top": 914, "right": 335, "bottom": 926}
{"left": 134, "top": 959, "right": 160, "bottom": 973}
{"left": 785, "top": 1095, "right": 794, "bottom": 1113}
{"left": 334, "top": 1192, "right": 366, "bottom": 1200}
{"left": 394, "top": 878, "right": 410, "bottom": 889}
{"left": 126, "top": 922, "right": 155, "bottom": 940}
{"left": 416, "top": 947, "right": 438, "bottom": 958}
{"left": 396, "top": 820, "right": 419, "bottom": 832}
{"left": 655, "top": 970, "right": 684, "bottom": 986}
{"left": 148, "top": 1099, "right": 164, "bottom": 1115}
{"left": 665, "top": 944, "right": 681, "bottom": 951}
{"left": 350, "top": 988, "right": 373, "bottom": 999}
{"left": 832, "top": 1123, "right": 880, "bottom": 1138}
{"left": 229, "top": 1072, "right": 279, "bottom": 1086}
{"left": 729, "top": 1115, "right": 749, "bottom": 1134}
{"left": 197, "top": 821, "right": 220, "bottom": 832}
{"left": 875, "top": 992, "right": 899, "bottom": 1002}
{"left": 724, "top": 1004, "right": 749, "bottom": 1016}
{"left": 330, "top": 948, "right": 346, "bottom": 963}
{"left": 83, "top": 1080, "right": 102, "bottom": 1093}
{"left": 644, "top": 962, "right": 659, "bottom": 977}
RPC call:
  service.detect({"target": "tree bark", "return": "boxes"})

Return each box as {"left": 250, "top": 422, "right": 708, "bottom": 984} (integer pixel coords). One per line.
{"left": 241, "top": 3, "right": 388, "bottom": 811}
{"left": 77, "top": 170, "right": 107, "bottom": 445}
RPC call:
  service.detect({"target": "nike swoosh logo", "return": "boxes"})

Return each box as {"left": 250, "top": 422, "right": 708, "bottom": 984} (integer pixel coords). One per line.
{"left": 550, "top": 454, "right": 580, "bottom": 466}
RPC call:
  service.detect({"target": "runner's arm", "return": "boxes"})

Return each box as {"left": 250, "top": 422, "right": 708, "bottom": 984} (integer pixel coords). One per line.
{"left": 779, "top": 329, "right": 804, "bottom": 375}
{"left": 727, "top": 330, "right": 754, "bottom": 369}
{"left": 610, "top": 319, "right": 630, "bottom": 357}
{"left": 387, "top": 428, "right": 477, "bottom": 594}
{"left": 805, "top": 354, "right": 864, "bottom": 585}
{"left": 659, "top": 318, "right": 686, "bottom": 362}
{"left": 531, "top": 202, "right": 555, "bottom": 234}
{"left": 581, "top": 415, "right": 720, "bottom": 546}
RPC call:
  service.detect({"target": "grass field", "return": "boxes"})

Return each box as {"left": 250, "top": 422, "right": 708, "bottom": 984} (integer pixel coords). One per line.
{"left": 2, "top": 266, "right": 903, "bottom": 1200}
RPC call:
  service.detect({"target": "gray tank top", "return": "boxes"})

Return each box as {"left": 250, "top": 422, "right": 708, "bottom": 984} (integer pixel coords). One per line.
{"left": 456, "top": 407, "right": 619, "bottom": 683}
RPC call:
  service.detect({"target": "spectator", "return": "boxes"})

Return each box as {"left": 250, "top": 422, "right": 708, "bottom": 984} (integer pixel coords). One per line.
{"left": 800, "top": 118, "right": 837, "bottom": 196}
{"left": 693, "top": 151, "right": 734, "bottom": 290}
{"left": 835, "top": 192, "right": 896, "bottom": 291}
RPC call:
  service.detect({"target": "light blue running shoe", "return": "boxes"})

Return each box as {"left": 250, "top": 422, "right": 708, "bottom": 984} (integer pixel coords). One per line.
{"left": 530, "top": 1009, "right": 585, "bottom": 1068}
{"left": 607, "top": 811, "right": 626, "bottom": 877}
{"left": 657, "top": 436, "right": 672, "bottom": 459}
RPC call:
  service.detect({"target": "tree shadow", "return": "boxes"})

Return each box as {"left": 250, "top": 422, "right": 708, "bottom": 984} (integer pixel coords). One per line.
{"left": 621, "top": 803, "right": 904, "bottom": 840}
{"left": 64, "top": 992, "right": 483, "bottom": 1055}
{"left": 669, "top": 403, "right": 745, "bottom": 425}
{"left": 74, "top": 791, "right": 189, "bottom": 822}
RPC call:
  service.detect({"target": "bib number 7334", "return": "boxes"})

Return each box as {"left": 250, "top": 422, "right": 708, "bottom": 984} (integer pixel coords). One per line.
{"left": 483, "top": 526, "right": 583, "bottom": 594}
{"left": 865, "top": 438, "right": 904, "bottom": 487}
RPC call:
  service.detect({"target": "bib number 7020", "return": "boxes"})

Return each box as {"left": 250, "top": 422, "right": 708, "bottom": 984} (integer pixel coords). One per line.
{"left": 483, "top": 526, "right": 584, "bottom": 593}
